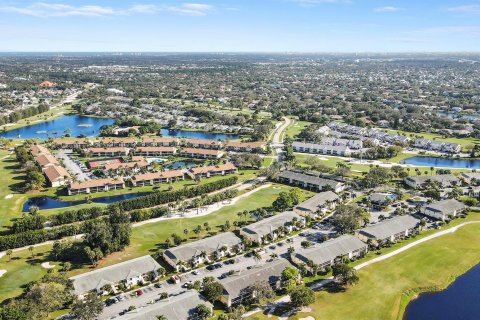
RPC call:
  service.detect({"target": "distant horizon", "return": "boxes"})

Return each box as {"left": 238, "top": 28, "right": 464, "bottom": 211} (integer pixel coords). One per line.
{"left": 1, "top": 1, "right": 480, "bottom": 52}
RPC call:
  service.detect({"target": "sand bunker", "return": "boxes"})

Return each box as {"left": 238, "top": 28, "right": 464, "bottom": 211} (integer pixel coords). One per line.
{"left": 0, "top": 270, "right": 6, "bottom": 277}
{"left": 4, "top": 194, "right": 13, "bottom": 199}
{"left": 41, "top": 262, "right": 55, "bottom": 269}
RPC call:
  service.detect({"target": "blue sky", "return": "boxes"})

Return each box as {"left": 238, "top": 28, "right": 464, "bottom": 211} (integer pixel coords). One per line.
{"left": 0, "top": 0, "right": 479, "bottom": 52}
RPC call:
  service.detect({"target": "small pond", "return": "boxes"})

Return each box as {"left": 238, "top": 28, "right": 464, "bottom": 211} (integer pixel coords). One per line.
{"left": 404, "top": 264, "right": 480, "bottom": 320}
{"left": 22, "top": 192, "right": 153, "bottom": 212}
{"left": 401, "top": 156, "right": 480, "bottom": 169}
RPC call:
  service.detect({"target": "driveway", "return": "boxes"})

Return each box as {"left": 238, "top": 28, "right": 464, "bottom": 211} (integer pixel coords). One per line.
{"left": 56, "top": 151, "right": 91, "bottom": 182}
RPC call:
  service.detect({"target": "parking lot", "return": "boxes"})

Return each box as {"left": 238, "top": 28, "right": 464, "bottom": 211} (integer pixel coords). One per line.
{"left": 56, "top": 150, "right": 93, "bottom": 181}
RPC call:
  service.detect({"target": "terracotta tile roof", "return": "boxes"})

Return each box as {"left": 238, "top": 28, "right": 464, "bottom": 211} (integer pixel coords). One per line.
{"left": 43, "top": 165, "right": 71, "bottom": 182}
{"left": 225, "top": 141, "right": 266, "bottom": 148}
{"left": 69, "top": 178, "right": 124, "bottom": 190}
{"left": 35, "top": 154, "right": 60, "bottom": 167}
{"left": 190, "top": 163, "right": 237, "bottom": 175}
{"left": 142, "top": 137, "right": 179, "bottom": 144}
{"left": 30, "top": 145, "right": 50, "bottom": 156}
{"left": 53, "top": 139, "right": 90, "bottom": 146}
{"left": 185, "top": 139, "right": 223, "bottom": 146}
{"left": 132, "top": 170, "right": 184, "bottom": 181}
{"left": 104, "top": 160, "right": 149, "bottom": 170}
{"left": 136, "top": 146, "right": 176, "bottom": 153}
{"left": 88, "top": 147, "right": 129, "bottom": 153}
{"left": 180, "top": 148, "right": 223, "bottom": 156}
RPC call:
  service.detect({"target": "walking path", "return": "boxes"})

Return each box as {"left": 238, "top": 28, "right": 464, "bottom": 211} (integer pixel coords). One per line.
{"left": 243, "top": 221, "right": 480, "bottom": 318}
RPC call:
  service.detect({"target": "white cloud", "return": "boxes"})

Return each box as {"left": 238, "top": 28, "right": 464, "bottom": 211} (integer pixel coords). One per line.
{"left": 447, "top": 4, "right": 480, "bottom": 14}
{"left": 0, "top": 2, "right": 214, "bottom": 17}
{"left": 287, "top": 0, "right": 351, "bottom": 7}
{"left": 374, "top": 6, "right": 402, "bottom": 12}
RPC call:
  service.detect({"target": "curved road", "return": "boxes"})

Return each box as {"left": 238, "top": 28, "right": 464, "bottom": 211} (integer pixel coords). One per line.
{"left": 271, "top": 117, "right": 291, "bottom": 162}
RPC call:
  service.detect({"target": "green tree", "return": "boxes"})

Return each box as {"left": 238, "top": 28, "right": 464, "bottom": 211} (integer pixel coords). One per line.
{"left": 290, "top": 286, "right": 315, "bottom": 308}
{"left": 71, "top": 292, "right": 104, "bottom": 320}
{"left": 202, "top": 278, "right": 224, "bottom": 303}
{"left": 332, "top": 263, "right": 359, "bottom": 286}
{"left": 193, "top": 304, "right": 212, "bottom": 320}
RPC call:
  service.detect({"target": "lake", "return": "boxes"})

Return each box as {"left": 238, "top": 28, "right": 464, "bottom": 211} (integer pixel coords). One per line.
{"left": 22, "top": 192, "right": 153, "bottom": 211}
{"left": 0, "top": 115, "right": 114, "bottom": 139}
{"left": 401, "top": 156, "right": 480, "bottom": 169}
{"left": 161, "top": 129, "right": 239, "bottom": 140}
{"left": 0, "top": 115, "right": 240, "bottom": 141}
{"left": 404, "top": 264, "right": 480, "bottom": 320}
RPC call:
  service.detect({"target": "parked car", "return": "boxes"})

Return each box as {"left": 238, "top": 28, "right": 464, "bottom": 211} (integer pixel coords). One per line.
{"left": 154, "top": 283, "right": 162, "bottom": 288}
{"left": 136, "top": 290, "right": 143, "bottom": 296}
{"left": 192, "top": 270, "right": 200, "bottom": 275}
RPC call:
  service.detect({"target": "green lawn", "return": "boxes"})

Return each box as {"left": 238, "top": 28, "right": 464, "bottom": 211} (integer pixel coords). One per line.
{"left": 248, "top": 214, "right": 480, "bottom": 320}
{"left": 284, "top": 118, "right": 312, "bottom": 140}
{"left": 0, "top": 104, "right": 73, "bottom": 132}
{"left": 0, "top": 184, "right": 310, "bottom": 302}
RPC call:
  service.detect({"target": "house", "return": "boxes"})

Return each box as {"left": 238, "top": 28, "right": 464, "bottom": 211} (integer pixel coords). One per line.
{"left": 69, "top": 255, "right": 161, "bottom": 297}
{"left": 53, "top": 139, "right": 90, "bottom": 149}
{"left": 421, "top": 199, "right": 466, "bottom": 221}
{"left": 103, "top": 158, "right": 149, "bottom": 175}
{"left": 163, "top": 232, "right": 243, "bottom": 271}
{"left": 180, "top": 148, "right": 224, "bottom": 159}
{"left": 368, "top": 192, "right": 397, "bottom": 208}
{"left": 131, "top": 170, "right": 184, "bottom": 186}
{"left": 184, "top": 139, "right": 223, "bottom": 149}
{"left": 140, "top": 137, "right": 179, "bottom": 147}
{"left": 35, "top": 153, "right": 60, "bottom": 168}
{"left": 240, "top": 211, "right": 305, "bottom": 244}
{"left": 30, "top": 144, "right": 50, "bottom": 156}
{"left": 117, "top": 291, "right": 212, "bottom": 320}
{"left": 88, "top": 147, "right": 129, "bottom": 157}
{"left": 413, "top": 138, "right": 461, "bottom": 154}
{"left": 320, "top": 137, "right": 363, "bottom": 150}
{"left": 219, "top": 259, "right": 295, "bottom": 307}
{"left": 293, "top": 191, "right": 339, "bottom": 217}
{"left": 460, "top": 172, "right": 480, "bottom": 185}
{"left": 292, "top": 142, "right": 352, "bottom": 157}
{"left": 291, "top": 235, "right": 367, "bottom": 272}
{"left": 224, "top": 141, "right": 267, "bottom": 153}
{"left": 43, "top": 165, "right": 71, "bottom": 187}
{"left": 135, "top": 146, "right": 177, "bottom": 157}
{"left": 188, "top": 163, "right": 237, "bottom": 178}
{"left": 404, "top": 174, "right": 459, "bottom": 189}
{"left": 92, "top": 138, "right": 137, "bottom": 148}
{"left": 68, "top": 178, "right": 125, "bottom": 195}
{"left": 278, "top": 170, "right": 345, "bottom": 193}
{"left": 355, "top": 215, "right": 420, "bottom": 247}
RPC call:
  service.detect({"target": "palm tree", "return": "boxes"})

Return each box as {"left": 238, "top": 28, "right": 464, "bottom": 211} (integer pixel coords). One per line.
{"left": 287, "top": 246, "right": 295, "bottom": 254}
{"left": 29, "top": 246, "right": 34, "bottom": 258}
{"left": 270, "top": 253, "right": 278, "bottom": 260}
{"left": 252, "top": 251, "right": 262, "bottom": 264}
{"left": 183, "top": 228, "right": 189, "bottom": 240}
{"left": 6, "top": 249, "right": 12, "bottom": 262}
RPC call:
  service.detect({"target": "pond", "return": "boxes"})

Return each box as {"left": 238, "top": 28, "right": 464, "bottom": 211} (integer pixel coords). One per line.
{"left": 404, "top": 264, "right": 480, "bottom": 320}
{"left": 401, "top": 156, "right": 480, "bottom": 169}
{"left": 22, "top": 192, "right": 153, "bottom": 212}
{"left": 160, "top": 129, "right": 239, "bottom": 140}
{"left": 0, "top": 115, "right": 114, "bottom": 139}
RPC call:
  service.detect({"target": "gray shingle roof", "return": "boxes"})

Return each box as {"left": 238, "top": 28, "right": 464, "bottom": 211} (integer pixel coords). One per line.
{"left": 163, "top": 232, "right": 242, "bottom": 264}
{"left": 240, "top": 211, "right": 302, "bottom": 238}
{"left": 293, "top": 235, "right": 367, "bottom": 266}
{"left": 292, "top": 141, "right": 350, "bottom": 153}
{"left": 424, "top": 199, "right": 466, "bottom": 214}
{"left": 357, "top": 215, "right": 420, "bottom": 240}
{"left": 279, "top": 170, "right": 343, "bottom": 190}
{"left": 220, "top": 259, "right": 293, "bottom": 300}
{"left": 69, "top": 255, "right": 161, "bottom": 295}
{"left": 295, "top": 191, "right": 339, "bottom": 212}
{"left": 117, "top": 291, "right": 212, "bottom": 320}
{"left": 405, "top": 174, "right": 458, "bottom": 187}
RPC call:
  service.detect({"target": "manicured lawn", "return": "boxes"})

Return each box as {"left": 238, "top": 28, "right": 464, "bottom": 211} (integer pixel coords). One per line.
{"left": 0, "top": 184, "right": 310, "bottom": 302}
{"left": 0, "top": 150, "right": 31, "bottom": 230}
{"left": 284, "top": 118, "right": 311, "bottom": 140}
{"left": 0, "top": 104, "right": 73, "bottom": 132}
{"left": 248, "top": 214, "right": 480, "bottom": 320}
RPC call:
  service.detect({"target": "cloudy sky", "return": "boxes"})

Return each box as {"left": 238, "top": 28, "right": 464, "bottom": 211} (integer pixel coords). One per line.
{"left": 0, "top": 0, "right": 479, "bottom": 52}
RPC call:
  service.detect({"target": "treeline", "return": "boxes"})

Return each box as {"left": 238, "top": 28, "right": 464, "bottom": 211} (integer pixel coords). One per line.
{"left": 3, "top": 177, "right": 239, "bottom": 249}
{"left": 0, "top": 104, "right": 49, "bottom": 126}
